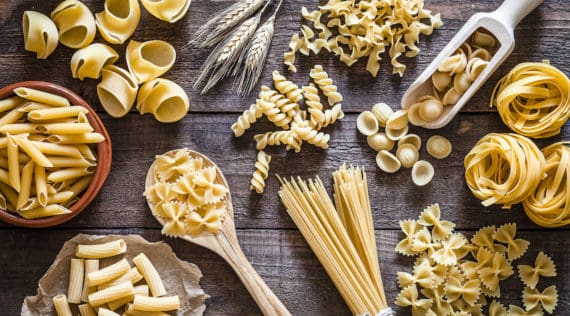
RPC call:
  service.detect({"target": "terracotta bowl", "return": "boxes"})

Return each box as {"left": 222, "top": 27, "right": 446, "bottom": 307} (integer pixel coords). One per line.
{"left": 0, "top": 81, "right": 112, "bottom": 228}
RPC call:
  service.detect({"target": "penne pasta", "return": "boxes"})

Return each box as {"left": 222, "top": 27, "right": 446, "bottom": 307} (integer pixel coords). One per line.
{"left": 133, "top": 253, "right": 166, "bottom": 297}
{"left": 53, "top": 179, "right": 76, "bottom": 192}
{"left": 47, "top": 156, "right": 95, "bottom": 168}
{"left": 75, "top": 239, "right": 127, "bottom": 259}
{"left": 68, "top": 258, "right": 85, "bottom": 304}
{"left": 0, "top": 106, "right": 25, "bottom": 132}
{"left": 71, "top": 43, "right": 119, "bottom": 80}
{"left": 34, "top": 164, "right": 48, "bottom": 206}
{"left": 6, "top": 134, "right": 21, "bottom": 192}
{"left": 95, "top": 0, "right": 140, "bottom": 44}
{"left": 0, "top": 168, "right": 11, "bottom": 186}
{"left": 47, "top": 133, "right": 106, "bottom": 144}
{"left": 133, "top": 295, "right": 180, "bottom": 312}
{"left": 28, "top": 105, "right": 89, "bottom": 121}
{"left": 18, "top": 101, "right": 54, "bottom": 113}
{"left": 51, "top": 0, "right": 96, "bottom": 49}
{"left": 28, "top": 134, "right": 48, "bottom": 142}
{"left": 47, "top": 166, "right": 95, "bottom": 183}
{"left": 106, "top": 284, "right": 149, "bottom": 311}
{"left": 0, "top": 123, "right": 38, "bottom": 134}
{"left": 81, "top": 259, "right": 99, "bottom": 302}
{"left": 78, "top": 112, "right": 88, "bottom": 124}
{"left": 98, "top": 267, "right": 143, "bottom": 290}
{"left": 18, "top": 198, "right": 39, "bottom": 211}
{"left": 14, "top": 87, "right": 70, "bottom": 107}
{"left": 77, "top": 144, "right": 97, "bottom": 161}
{"left": 88, "top": 281, "right": 134, "bottom": 307}
{"left": 16, "top": 160, "right": 35, "bottom": 209}
{"left": 97, "top": 65, "right": 138, "bottom": 118}
{"left": 22, "top": 11, "right": 59, "bottom": 59}
{"left": 0, "top": 137, "right": 7, "bottom": 149}
{"left": 0, "top": 191, "right": 7, "bottom": 210}
{"left": 11, "top": 136, "right": 54, "bottom": 167}
{"left": 87, "top": 258, "right": 130, "bottom": 286}
{"left": 0, "top": 96, "right": 23, "bottom": 112}
{"left": 35, "top": 122, "right": 93, "bottom": 134}
{"left": 48, "top": 191, "right": 75, "bottom": 205}
{"left": 53, "top": 294, "right": 73, "bottom": 316}
{"left": 31, "top": 141, "right": 82, "bottom": 157}
{"left": 78, "top": 303, "right": 97, "bottom": 316}
{"left": 0, "top": 156, "right": 7, "bottom": 169}
{"left": 98, "top": 308, "right": 120, "bottom": 316}
{"left": 17, "top": 204, "right": 71, "bottom": 219}
{"left": 0, "top": 182, "right": 19, "bottom": 208}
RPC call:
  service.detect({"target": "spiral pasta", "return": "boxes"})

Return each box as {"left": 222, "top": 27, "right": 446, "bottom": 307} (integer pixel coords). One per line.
{"left": 272, "top": 71, "right": 303, "bottom": 103}
{"left": 95, "top": 0, "right": 140, "bottom": 44}
{"left": 22, "top": 11, "right": 59, "bottom": 59}
{"left": 140, "top": 0, "right": 191, "bottom": 23}
{"left": 293, "top": 126, "right": 330, "bottom": 149}
{"left": 464, "top": 133, "right": 545, "bottom": 209}
{"left": 490, "top": 62, "right": 570, "bottom": 138}
{"left": 316, "top": 104, "right": 344, "bottom": 130}
{"left": 70, "top": 43, "right": 119, "bottom": 80}
{"left": 97, "top": 65, "right": 138, "bottom": 118}
{"left": 523, "top": 143, "right": 570, "bottom": 227}
{"left": 301, "top": 84, "right": 324, "bottom": 127}
{"left": 126, "top": 40, "right": 176, "bottom": 84}
{"left": 254, "top": 131, "right": 299, "bottom": 152}
{"left": 51, "top": 0, "right": 96, "bottom": 49}
{"left": 310, "top": 65, "right": 342, "bottom": 106}
{"left": 136, "top": 78, "right": 189, "bottom": 123}
{"left": 256, "top": 87, "right": 292, "bottom": 130}
{"left": 250, "top": 150, "right": 271, "bottom": 194}
{"left": 231, "top": 104, "right": 262, "bottom": 137}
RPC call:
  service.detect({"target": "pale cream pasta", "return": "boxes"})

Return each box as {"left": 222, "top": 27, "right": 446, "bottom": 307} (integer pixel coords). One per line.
{"left": 6, "top": 134, "right": 20, "bottom": 192}
{"left": 133, "top": 295, "right": 180, "bottom": 311}
{"left": 106, "top": 284, "right": 149, "bottom": 311}
{"left": 18, "top": 204, "right": 71, "bottom": 219}
{"left": 68, "top": 258, "right": 85, "bottom": 304}
{"left": 28, "top": 105, "right": 89, "bottom": 122}
{"left": 75, "top": 239, "right": 127, "bottom": 259}
{"left": 0, "top": 96, "right": 24, "bottom": 113}
{"left": 81, "top": 259, "right": 99, "bottom": 302}
{"left": 14, "top": 87, "right": 70, "bottom": 107}
{"left": 16, "top": 160, "right": 34, "bottom": 209}
{"left": 51, "top": 0, "right": 96, "bottom": 48}
{"left": 98, "top": 267, "right": 143, "bottom": 290}
{"left": 71, "top": 43, "right": 119, "bottom": 80}
{"left": 133, "top": 253, "right": 167, "bottom": 297}
{"left": 86, "top": 258, "right": 130, "bottom": 286}
{"left": 88, "top": 281, "right": 134, "bottom": 307}
{"left": 97, "top": 65, "right": 138, "bottom": 118}
{"left": 140, "top": 0, "right": 190, "bottom": 23}
{"left": 53, "top": 294, "right": 73, "bottom": 316}
{"left": 22, "top": 11, "right": 59, "bottom": 59}
{"left": 97, "top": 308, "right": 120, "bottom": 316}
{"left": 78, "top": 304, "right": 97, "bottom": 316}
{"left": 95, "top": 0, "right": 141, "bottom": 44}
{"left": 125, "top": 304, "right": 170, "bottom": 316}
{"left": 136, "top": 78, "right": 189, "bottom": 123}
{"left": 126, "top": 40, "right": 176, "bottom": 84}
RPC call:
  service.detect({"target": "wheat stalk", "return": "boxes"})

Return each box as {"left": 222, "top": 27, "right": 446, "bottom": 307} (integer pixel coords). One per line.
{"left": 186, "top": 0, "right": 265, "bottom": 49}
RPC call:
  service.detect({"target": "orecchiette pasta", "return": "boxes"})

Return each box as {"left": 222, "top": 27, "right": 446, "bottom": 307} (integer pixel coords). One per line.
{"left": 376, "top": 150, "right": 401, "bottom": 174}
{"left": 367, "top": 133, "right": 394, "bottom": 152}
{"left": 71, "top": 43, "right": 119, "bottom": 80}
{"left": 136, "top": 78, "right": 189, "bottom": 123}
{"left": 250, "top": 150, "right": 271, "bottom": 194}
{"left": 356, "top": 111, "right": 379, "bottom": 136}
{"left": 140, "top": 0, "right": 191, "bottom": 23}
{"left": 51, "top": 0, "right": 96, "bottom": 49}
{"left": 231, "top": 104, "right": 262, "bottom": 137}
{"left": 310, "top": 65, "right": 342, "bottom": 106}
{"left": 22, "top": 11, "right": 59, "bottom": 59}
{"left": 95, "top": 0, "right": 141, "bottom": 44}
{"left": 97, "top": 65, "right": 138, "bottom": 118}
{"left": 126, "top": 40, "right": 176, "bottom": 84}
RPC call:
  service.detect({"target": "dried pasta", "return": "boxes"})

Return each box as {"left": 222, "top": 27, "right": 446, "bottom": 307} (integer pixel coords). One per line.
{"left": 272, "top": 71, "right": 302, "bottom": 103}
{"left": 71, "top": 44, "right": 119, "bottom": 80}
{"left": 51, "top": 0, "right": 96, "bottom": 49}
{"left": 522, "top": 286, "right": 558, "bottom": 314}
{"left": 95, "top": 0, "right": 140, "bottom": 44}
{"left": 292, "top": 126, "right": 330, "bottom": 149}
{"left": 250, "top": 150, "right": 271, "bottom": 194}
{"left": 22, "top": 11, "right": 59, "bottom": 59}
{"left": 309, "top": 65, "right": 342, "bottom": 106}
{"left": 231, "top": 104, "right": 262, "bottom": 137}
{"left": 140, "top": 0, "right": 191, "bottom": 23}
{"left": 491, "top": 62, "right": 570, "bottom": 138}
{"left": 136, "top": 78, "right": 189, "bottom": 123}
{"left": 126, "top": 40, "right": 176, "bottom": 84}
{"left": 97, "top": 65, "right": 138, "bottom": 118}
{"left": 518, "top": 251, "right": 557, "bottom": 289}
{"left": 494, "top": 223, "right": 530, "bottom": 261}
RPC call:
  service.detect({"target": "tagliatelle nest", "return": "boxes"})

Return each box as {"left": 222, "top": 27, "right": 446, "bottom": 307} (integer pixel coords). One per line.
{"left": 284, "top": 0, "right": 443, "bottom": 77}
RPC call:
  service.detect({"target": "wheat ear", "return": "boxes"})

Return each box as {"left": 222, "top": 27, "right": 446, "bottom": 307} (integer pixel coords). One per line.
{"left": 186, "top": 0, "right": 266, "bottom": 49}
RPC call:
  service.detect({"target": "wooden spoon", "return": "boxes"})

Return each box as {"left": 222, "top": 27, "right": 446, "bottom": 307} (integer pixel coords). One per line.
{"left": 401, "top": 0, "right": 543, "bottom": 129}
{"left": 145, "top": 149, "right": 291, "bottom": 316}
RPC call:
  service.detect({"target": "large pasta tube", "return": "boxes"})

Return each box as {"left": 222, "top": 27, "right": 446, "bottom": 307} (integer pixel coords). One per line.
{"left": 126, "top": 40, "right": 176, "bottom": 84}
{"left": 97, "top": 65, "right": 138, "bottom": 118}
{"left": 70, "top": 44, "right": 119, "bottom": 80}
{"left": 133, "top": 253, "right": 166, "bottom": 297}
{"left": 86, "top": 258, "right": 130, "bottom": 286}
{"left": 88, "top": 281, "right": 134, "bottom": 307}
{"left": 51, "top": 0, "right": 96, "bottom": 48}
{"left": 136, "top": 79, "right": 189, "bottom": 123}
{"left": 141, "top": 0, "right": 190, "bottom": 23}
{"left": 95, "top": 0, "right": 140, "bottom": 44}
{"left": 22, "top": 11, "right": 59, "bottom": 59}
{"left": 75, "top": 239, "right": 127, "bottom": 259}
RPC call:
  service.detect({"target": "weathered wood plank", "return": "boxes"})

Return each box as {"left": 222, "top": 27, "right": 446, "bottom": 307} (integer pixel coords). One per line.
{"left": 0, "top": 0, "right": 568, "bottom": 114}
{"left": 0, "top": 228, "right": 567, "bottom": 315}
{"left": 3, "top": 112, "right": 567, "bottom": 230}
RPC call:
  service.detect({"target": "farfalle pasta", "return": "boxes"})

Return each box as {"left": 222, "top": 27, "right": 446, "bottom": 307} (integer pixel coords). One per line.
{"left": 395, "top": 285, "right": 433, "bottom": 316}
{"left": 51, "top": 0, "right": 96, "bottom": 48}
{"left": 22, "top": 11, "right": 59, "bottom": 59}
{"left": 417, "top": 204, "right": 455, "bottom": 241}
{"left": 136, "top": 78, "right": 189, "bottom": 123}
{"left": 71, "top": 43, "right": 119, "bottom": 80}
{"left": 126, "top": 40, "right": 176, "bottom": 84}
{"left": 140, "top": 0, "right": 191, "bottom": 23}
{"left": 494, "top": 223, "right": 530, "bottom": 261}
{"left": 522, "top": 286, "right": 558, "bottom": 314}
{"left": 95, "top": 0, "right": 141, "bottom": 44}
{"left": 518, "top": 252, "right": 557, "bottom": 289}
{"left": 97, "top": 65, "right": 138, "bottom": 118}
{"left": 186, "top": 202, "right": 225, "bottom": 237}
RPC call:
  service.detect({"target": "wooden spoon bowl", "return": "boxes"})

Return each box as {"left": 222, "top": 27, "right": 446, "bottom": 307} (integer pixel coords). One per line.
{"left": 145, "top": 149, "right": 291, "bottom": 316}
{"left": 0, "top": 81, "right": 112, "bottom": 228}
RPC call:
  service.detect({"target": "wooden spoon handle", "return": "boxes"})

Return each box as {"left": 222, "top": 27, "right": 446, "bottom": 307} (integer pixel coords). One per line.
{"left": 492, "top": 0, "right": 543, "bottom": 29}
{"left": 216, "top": 233, "right": 291, "bottom": 316}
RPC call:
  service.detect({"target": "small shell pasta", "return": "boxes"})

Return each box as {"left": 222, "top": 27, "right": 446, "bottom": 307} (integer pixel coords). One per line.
{"left": 140, "top": 0, "right": 191, "bottom": 23}
{"left": 95, "top": 0, "right": 141, "bottom": 44}
{"left": 97, "top": 65, "right": 138, "bottom": 118}
{"left": 126, "top": 40, "right": 176, "bottom": 84}
{"left": 51, "top": 0, "right": 96, "bottom": 49}
{"left": 136, "top": 79, "right": 189, "bottom": 123}
{"left": 22, "top": 11, "right": 59, "bottom": 59}
{"left": 71, "top": 44, "right": 119, "bottom": 80}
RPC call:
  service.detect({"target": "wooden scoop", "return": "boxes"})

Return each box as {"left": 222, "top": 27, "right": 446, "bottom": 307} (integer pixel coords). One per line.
{"left": 401, "top": 0, "right": 543, "bottom": 129}
{"left": 145, "top": 149, "right": 291, "bottom": 316}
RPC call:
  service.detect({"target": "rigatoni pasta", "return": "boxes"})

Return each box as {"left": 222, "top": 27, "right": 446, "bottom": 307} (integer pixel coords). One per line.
{"left": 76, "top": 239, "right": 127, "bottom": 259}
{"left": 133, "top": 253, "right": 167, "bottom": 297}
{"left": 53, "top": 294, "right": 73, "bottom": 316}
{"left": 68, "top": 258, "right": 85, "bottom": 304}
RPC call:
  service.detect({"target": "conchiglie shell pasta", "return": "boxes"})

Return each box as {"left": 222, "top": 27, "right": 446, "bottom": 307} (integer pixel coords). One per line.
{"left": 22, "top": 11, "right": 59, "bottom": 59}
{"left": 96, "top": 0, "right": 140, "bottom": 44}
{"left": 137, "top": 79, "right": 189, "bottom": 123}
{"left": 51, "top": 0, "right": 96, "bottom": 48}
{"left": 71, "top": 43, "right": 118, "bottom": 80}
{"left": 126, "top": 40, "right": 176, "bottom": 84}
{"left": 376, "top": 150, "right": 401, "bottom": 173}
{"left": 97, "top": 65, "right": 138, "bottom": 118}
{"left": 141, "top": 0, "right": 191, "bottom": 23}
{"left": 412, "top": 160, "right": 434, "bottom": 186}
{"left": 356, "top": 111, "right": 379, "bottom": 136}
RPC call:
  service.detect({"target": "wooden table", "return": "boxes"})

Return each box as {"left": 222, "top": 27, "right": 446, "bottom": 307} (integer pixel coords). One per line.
{"left": 1, "top": 0, "right": 568, "bottom": 314}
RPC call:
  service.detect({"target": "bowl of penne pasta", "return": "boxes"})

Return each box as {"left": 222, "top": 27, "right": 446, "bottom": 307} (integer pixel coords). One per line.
{"left": 0, "top": 81, "right": 111, "bottom": 228}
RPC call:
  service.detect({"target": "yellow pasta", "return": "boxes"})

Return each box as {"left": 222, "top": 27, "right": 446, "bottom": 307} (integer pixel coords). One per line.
{"left": 6, "top": 134, "right": 21, "bottom": 192}
{"left": 47, "top": 167, "right": 95, "bottom": 183}
{"left": 125, "top": 304, "right": 170, "bottom": 316}
{"left": 309, "top": 65, "right": 342, "bottom": 106}
{"left": 0, "top": 96, "right": 24, "bottom": 112}
{"left": 78, "top": 304, "right": 97, "bottom": 316}
{"left": 31, "top": 141, "right": 82, "bottom": 157}
{"left": 22, "top": 11, "right": 59, "bottom": 59}
{"left": 75, "top": 239, "right": 127, "bottom": 259}
{"left": 133, "top": 295, "right": 180, "bottom": 312}
{"left": 95, "top": 0, "right": 141, "bottom": 44}
{"left": 98, "top": 267, "right": 143, "bottom": 290}
{"left": 250, "top": 150, "right": 271, "bottom": 194}
{"left": 18, "top": 204, "right": 71, "bottom": 219}
{"left": 126, "top": 40, "right": 176, "bottom": 84}
{"left": 35, "top": 122, "right": 93, "bottom": 134}
{"left": 87, "top": 258, "right": 130, "bottom": 287}
{"left": 71, "top": 44, "right": 119, "bottom": 80}
{"left": 81, "top": 259, "right": 99, "bottom": 302}
{"left": 51, "top": 0, "right": 96, "bottom": 48}
{"left": 28, "top": 106, "right": 89, "bottom": 122}
{"left": 106, "top": 284, "right": 148, "bottom": 311}
{"left": 522, "top": 286, "right": 558, "bottom": 314}
{"left": 491, "top": 62, "right": 570, "bottom": 138}
{"left": 133, "top": 253, "right": 166, "bottom": 297}
{"left": 231, "top": 103, "right": 262, "bottom": 137}
{"left": 14, "top": 87, "right": 70, "bottom": 107}
{"left": 97, "top": 65, "right": 138, "bottom": 118}
{"left": 47, "top": 133, "right": 106, "bottom": 144}
{"left": 53, "top": 294, "right": 73, "bottom": 316}
{"left": 88, "top": 281, "right": 134, "bottom": 307}
{"left": 140, "top": 0, "right": 190, "bottom": 23}
{"left": 185, "top": 203, "right": 225, "bottom": 236}
{"left": 97, "top": 308, "right": 120, "bottom": 316}
{"left": 68, "top": 258, "right": 85, "bottom": 304}
{"left": 136, "top": 78, "right": 189, "bottom": 123}
{"left": 16, "top": 160, "right": 34, "bottom": 209}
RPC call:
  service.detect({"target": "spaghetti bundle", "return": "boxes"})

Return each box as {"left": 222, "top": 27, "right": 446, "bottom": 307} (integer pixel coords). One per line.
{"left": 491, "top": 62, "right": 570, "bottom": 138}
{"left": 523, "top": 142, "right": 570, "bottom": 227}
{"left": 278, "top": 165, "right": 393, "bottom": 316}
{"left": 464, "top": 133, "right": 545, "bottom": 209}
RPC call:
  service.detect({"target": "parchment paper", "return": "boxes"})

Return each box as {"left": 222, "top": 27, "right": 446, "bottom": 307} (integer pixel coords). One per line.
{"left": 21, "top": 234, "right": 208, "bottom": 316}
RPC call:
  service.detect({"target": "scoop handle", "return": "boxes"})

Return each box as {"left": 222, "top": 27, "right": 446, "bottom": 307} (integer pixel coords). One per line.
{"left": 492, "top": 0, "right": 543, "bottom": 29}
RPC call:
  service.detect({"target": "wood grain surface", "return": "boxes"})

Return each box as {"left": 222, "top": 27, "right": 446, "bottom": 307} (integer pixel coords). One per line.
{"left": 0, "top": 0, "right": 569, "bottom": 315}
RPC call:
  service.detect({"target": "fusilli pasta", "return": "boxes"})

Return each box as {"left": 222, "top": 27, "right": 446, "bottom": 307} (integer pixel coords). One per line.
{"left": 250, "top": 150, "right": 271, "bottom": 194}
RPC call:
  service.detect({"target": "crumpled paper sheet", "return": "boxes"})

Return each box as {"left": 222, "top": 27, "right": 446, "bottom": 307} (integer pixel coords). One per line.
{"left": 21, "top": 234, "right": 208, "bottom": 316}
